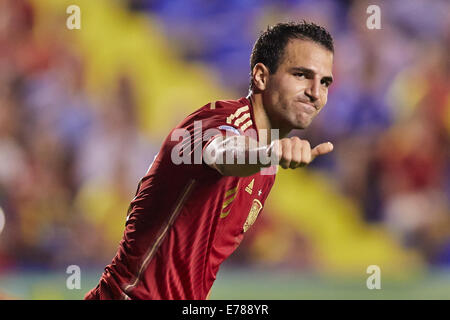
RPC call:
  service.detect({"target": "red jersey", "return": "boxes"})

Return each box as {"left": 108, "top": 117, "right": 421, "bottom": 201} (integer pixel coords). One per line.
{"left": 85, "top": 97, "right": 277, "bottom": 300}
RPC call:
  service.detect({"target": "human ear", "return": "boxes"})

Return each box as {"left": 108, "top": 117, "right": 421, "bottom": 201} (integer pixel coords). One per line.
{"left": 252, "top": 63, "right": 270, "bottom": 91}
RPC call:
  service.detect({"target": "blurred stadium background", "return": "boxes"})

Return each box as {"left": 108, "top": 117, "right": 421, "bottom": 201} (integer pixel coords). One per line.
{"left": 0, "top": 0, "right": 449, "bottom": 299}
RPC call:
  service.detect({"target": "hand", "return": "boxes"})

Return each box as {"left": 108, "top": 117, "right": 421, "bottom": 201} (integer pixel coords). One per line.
{"left": 268, "top": 137, "right": 334, "bottom": 169}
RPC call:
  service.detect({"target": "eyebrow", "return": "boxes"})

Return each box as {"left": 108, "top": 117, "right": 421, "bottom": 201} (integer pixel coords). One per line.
{"left": 290, "top": 66, "right": 333, "bottom": 84}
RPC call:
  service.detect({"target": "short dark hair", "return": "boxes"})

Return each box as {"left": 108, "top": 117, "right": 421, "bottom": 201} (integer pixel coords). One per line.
{"left": 249, "top": 21, "right": 334, "bottom": 89}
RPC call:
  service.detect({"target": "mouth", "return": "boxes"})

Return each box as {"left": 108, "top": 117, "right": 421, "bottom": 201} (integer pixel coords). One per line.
{"left": 295, "top": 101, "right": 316, "bottom": 115}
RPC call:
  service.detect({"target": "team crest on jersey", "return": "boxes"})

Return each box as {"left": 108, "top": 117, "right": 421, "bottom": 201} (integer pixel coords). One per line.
{"left": 243, "top": 199, "right": 263, "bottom": 232}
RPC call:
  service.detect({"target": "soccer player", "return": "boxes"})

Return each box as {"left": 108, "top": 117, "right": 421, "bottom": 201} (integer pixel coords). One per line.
{"left": 85, "top": 21, "right": 335, "bottom": 300}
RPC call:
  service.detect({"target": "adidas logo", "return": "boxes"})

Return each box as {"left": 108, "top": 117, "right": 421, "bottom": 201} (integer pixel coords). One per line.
{"left": 245, "top": 179, "right": 254, "bottom": 195}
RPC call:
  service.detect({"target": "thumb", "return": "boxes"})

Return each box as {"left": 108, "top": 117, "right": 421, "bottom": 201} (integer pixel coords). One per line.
{"left": 311, "top": 142, "right": 334, "bottom": 161}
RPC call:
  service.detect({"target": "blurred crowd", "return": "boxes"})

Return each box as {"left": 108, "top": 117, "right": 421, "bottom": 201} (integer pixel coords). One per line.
{"left": 0, "top": 0, "right": 449, "bottom": 272}
{"left": 0, "top": 0, "right": 156, "bottom": 269}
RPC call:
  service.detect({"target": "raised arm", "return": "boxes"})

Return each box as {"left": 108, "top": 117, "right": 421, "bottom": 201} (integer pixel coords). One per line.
{"left": 203, "top": 135, "right": 333, "bottom": 177}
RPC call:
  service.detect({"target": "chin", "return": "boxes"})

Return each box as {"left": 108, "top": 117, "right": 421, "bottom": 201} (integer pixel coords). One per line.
{"left": 290, "top": 112, "right": 314, "bottom": 129}
{"left": 294, "top": 124, "right": 310, "bottom": 130}
{"left": 293, "top": 118, "right": 313, "bottom": 130}
{"left": 282, "top": 113, "right": 313, "bottom": 131}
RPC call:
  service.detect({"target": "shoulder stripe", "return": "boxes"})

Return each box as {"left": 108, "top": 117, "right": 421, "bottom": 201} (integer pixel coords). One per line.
{"left": 234, "top": 112, "right": 250, "bottom": 126}
{"left": 240, "top": 120, "right": 253, "bottom": 132}
{"left": 226, "top": 105, "right": 249, "bottom": 124}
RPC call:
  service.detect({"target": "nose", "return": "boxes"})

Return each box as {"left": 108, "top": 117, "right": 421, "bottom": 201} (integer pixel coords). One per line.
{"left": 305, "top": 77, "right": 320, "bottom": 102}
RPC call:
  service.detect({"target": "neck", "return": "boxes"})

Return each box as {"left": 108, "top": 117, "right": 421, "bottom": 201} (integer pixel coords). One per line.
{"left": 248, "top": 92, "right": 290, "bottom": 143}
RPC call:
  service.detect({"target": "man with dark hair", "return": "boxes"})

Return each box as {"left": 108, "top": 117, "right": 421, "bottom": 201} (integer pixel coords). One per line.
{"left": 250, "top": 21, "right": 334, "bottom": 88}
{"left": 85, "top": 21, "right": 335, "bottom": 300}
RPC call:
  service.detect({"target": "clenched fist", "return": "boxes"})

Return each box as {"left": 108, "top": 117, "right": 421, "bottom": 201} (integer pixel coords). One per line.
{"left": 268, "top": 136, "right": 334, "bottom": 169}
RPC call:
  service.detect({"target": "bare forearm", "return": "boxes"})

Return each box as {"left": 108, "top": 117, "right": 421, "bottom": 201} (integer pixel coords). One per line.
{"left": 204, "top": 135, "right": 273, "bottom": 177}
{"left": 204, "top": 135, "right": 334, "bottom": 177}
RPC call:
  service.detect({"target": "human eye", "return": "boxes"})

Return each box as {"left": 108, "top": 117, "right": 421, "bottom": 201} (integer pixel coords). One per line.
{"left": 293, "top": 72, "right": 305, "bottom": 78}
{"left": 321, "top": 79, "right": 331, "bottom": 88}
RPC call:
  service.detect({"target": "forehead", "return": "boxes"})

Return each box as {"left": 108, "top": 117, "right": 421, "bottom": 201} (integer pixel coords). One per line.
{"left": 280, "top": 39, "right": 333, "bottom": 74}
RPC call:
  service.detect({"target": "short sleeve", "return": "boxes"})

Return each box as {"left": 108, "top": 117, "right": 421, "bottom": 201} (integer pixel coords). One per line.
{"left": 166, "top": 100, "right": 255, "bottom": 172}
